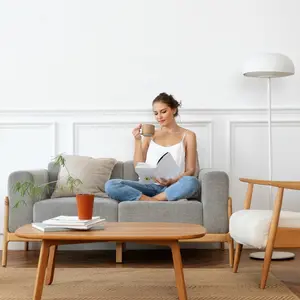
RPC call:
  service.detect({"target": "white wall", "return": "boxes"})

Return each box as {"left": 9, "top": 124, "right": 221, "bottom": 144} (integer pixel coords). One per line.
{"left": 0, "top": 0, "right": 299, "bottom": 110}
{"left": 1, "top": 0, "right": 300, "bottom": 250}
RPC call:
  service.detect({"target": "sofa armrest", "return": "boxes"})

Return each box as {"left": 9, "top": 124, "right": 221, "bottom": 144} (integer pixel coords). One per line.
{"left": 7, "top": 169, "right": 49, "bottom": 232}
{"left": 199, "top": 169, "right": 229, "bottom": 233}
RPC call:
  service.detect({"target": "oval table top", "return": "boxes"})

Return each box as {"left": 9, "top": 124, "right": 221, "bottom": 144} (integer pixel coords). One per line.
{"left": 15, "top": 222, "right": 206, "bottom": 242}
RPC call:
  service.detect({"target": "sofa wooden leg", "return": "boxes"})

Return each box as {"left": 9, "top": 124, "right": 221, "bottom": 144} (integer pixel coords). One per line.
{"left": 1, "top": 239, "right": 8, "bottom": 267}
{"left": 116, "top": 242, "right": 124, "bottom": 263}
{"left": 24, "top": 242, "right": 29, "bottom": 251}
{"left": 2, "top": 196, "right": 9, "bottom": 267}
{"left": 228, "top": 238, "right": 234, "bottom": 267}
{"left": 220, "top": 242, "right": 225, "bottom": 250}
{"left": 233, "top": 243, "right": 243, "bottom": 273}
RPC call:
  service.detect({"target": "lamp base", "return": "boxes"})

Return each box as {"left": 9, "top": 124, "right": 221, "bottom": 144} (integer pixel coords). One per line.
{"left": 249, "top": 251, "right": 295, "bottom": 260}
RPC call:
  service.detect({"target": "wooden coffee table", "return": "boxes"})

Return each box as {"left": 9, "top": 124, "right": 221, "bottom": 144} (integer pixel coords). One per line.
{"left": 15, "top": 222, "right": 206, "bottom": 300}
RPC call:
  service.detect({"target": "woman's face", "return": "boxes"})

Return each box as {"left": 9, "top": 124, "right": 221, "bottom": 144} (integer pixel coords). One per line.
{"left": 153, "top": 102, "right": 175, "bottom": 126}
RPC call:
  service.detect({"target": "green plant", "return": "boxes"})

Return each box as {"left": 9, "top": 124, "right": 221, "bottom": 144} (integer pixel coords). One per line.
{"left": 12, "top": 154, "right": 82, "bottom": 208}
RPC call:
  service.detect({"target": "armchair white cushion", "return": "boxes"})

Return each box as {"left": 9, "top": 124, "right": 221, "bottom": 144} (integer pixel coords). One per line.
{"left": 230, "top": 209, "right": 300, "bottom": 249}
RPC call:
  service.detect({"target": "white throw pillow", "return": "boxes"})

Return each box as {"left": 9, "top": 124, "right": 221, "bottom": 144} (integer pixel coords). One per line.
{"left": 51, "top": 154, "right": 117, "bottom": 198}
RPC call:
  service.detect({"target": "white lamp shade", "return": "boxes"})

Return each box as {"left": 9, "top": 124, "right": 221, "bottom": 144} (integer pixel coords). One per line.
{"left": 243, "top": 53, "right": 295, "bottom": 78}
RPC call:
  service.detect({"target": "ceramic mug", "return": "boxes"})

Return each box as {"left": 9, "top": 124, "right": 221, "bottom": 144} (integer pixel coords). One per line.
{"left": 141, "top": 124, "right": 155, "bottom": 137}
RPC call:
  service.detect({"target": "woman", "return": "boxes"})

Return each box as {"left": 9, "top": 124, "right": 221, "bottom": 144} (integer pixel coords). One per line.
{"left": 105, "top": 92, "right": 200, "bottom": 201}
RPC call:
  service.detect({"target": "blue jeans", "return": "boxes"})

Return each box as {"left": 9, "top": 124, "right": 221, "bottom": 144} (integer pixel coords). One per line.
{"left": 104, "top": 176, "right": 200, "bottom": 201}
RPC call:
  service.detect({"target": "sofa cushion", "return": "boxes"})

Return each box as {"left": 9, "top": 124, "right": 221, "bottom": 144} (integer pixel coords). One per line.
{"left": 123, "top": 160, "right": 139, "bottom": 181}
{"left": 51, "top": 154, "right": 117, "bottom": 199}
{"left": 33, "top": 197, "right": 119, "bottom": 222}
{"left": 118, "top": 200, "right": 203, "bottom": 224}
{"left": 110, "top": 161, "right": 124, "bottom": 179}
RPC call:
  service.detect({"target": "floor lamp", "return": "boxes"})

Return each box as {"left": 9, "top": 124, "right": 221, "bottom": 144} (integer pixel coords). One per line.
{"left": 243, "top": 52, "right": 295, "bottom": 260}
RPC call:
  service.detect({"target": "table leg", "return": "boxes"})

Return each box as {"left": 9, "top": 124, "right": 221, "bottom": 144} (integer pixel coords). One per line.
{"left": 170, "top": 241, "right": 188, "bottom": 300}
{"left": 45, "top": 245, "right": 57, "bottom": 285}
{"left": 33, "top": 240, "right": 50, "bottom": 300}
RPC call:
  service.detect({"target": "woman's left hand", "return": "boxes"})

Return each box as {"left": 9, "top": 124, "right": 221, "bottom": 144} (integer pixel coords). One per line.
{"left": 155, "top": 178, "right": 174, "bottom": 187}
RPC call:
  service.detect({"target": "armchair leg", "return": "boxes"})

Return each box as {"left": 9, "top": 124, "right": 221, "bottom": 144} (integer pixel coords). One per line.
{"left": 260, "top": 248, "right": 273, "bottom": 289}
{"left": 260, "top": 187, "right": 284, "bottom": 289}
{"left": 233, "top": 243, "right": 243, "bottom": 273}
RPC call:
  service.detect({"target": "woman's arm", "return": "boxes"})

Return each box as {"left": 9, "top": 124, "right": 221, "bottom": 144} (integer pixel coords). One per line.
{"left": 171, "top": 130, "right": 197, "bottom": 183}
{"left": 133, "top": 137, "right": 151, "bottom": 167}
{"left": 132, "top": 124, "right": 152, "bottom": 167}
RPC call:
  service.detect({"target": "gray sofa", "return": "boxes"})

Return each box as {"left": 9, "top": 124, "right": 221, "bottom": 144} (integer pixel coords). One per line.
{"left": 2, "top": 160, "right": 233, "bottom": 266}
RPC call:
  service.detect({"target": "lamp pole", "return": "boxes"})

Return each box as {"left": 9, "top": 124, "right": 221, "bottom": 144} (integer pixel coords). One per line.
{"left": 241, "top": 53, "right": 295, "bottom": 260}
{"left": 249, "top": 76, "right": 295, "bottom": 261}
{"left": 267, "top": 77, "right": 273, "bottom": 207}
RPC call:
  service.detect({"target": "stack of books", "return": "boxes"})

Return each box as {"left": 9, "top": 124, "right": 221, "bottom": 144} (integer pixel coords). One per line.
{"left": 32, "top": 215, "right": 106, "bottom": 232}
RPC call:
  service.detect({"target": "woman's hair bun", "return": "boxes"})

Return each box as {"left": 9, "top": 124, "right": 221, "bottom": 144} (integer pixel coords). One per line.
{"left": 152, "top": 92, "right": 182, "bottom": 117}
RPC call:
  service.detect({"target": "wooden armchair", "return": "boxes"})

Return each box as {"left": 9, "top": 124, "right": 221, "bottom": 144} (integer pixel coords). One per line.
{"left": 230, "top": 178, "right": 300, "bottom": 289}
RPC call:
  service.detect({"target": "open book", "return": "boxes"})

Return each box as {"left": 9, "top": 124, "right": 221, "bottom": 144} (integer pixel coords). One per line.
{"left": 135, "top": 152, "right": 180, "bottom": 184}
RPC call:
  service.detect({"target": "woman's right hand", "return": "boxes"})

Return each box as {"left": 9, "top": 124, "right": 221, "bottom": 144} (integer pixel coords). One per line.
{"left": 132, "top": 124, "right": 142, "bottom": 140}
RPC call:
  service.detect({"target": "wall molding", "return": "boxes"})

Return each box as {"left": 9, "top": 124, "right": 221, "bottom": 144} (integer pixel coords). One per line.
{"left": 1, "top": 107, "right": 300, "bottom": 117}
{"left": 0, "top": 122, "right": 57, "bottom": 158}
{"left": 72, "top": 121, "right": 139, "bottom": 155}
{"left": 228, "top": 120, "right": 300, "bottom": 182}
{"left": 72, "top": 121, "right": 213, "bottom": 167}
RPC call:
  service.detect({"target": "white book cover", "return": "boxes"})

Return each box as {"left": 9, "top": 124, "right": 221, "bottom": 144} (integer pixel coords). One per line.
{"left": 43, "top": 216, "right": 105, "bottom": 226}
{"left": 32, "top": 222, "right": 105, "bottom": 232}
{"left": 32, "top": 223, "right": 71, "bottom": 232}
{"left": 135, "top": 152, "right": 180, "bottom": 184}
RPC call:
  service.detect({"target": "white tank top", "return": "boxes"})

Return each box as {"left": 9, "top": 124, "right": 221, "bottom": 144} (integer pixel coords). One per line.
{"left": 145, "top": 132, "right": 186, "bottom": 178}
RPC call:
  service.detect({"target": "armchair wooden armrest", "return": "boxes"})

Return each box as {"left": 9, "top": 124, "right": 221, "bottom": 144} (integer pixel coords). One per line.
{"left": 239, "top": 177, "right": 300, "bottom": 211}
{"left": 240, "top": 178, "right": 300, "bottom": 191}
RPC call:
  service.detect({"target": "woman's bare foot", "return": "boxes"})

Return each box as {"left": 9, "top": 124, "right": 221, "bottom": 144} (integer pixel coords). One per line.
{"left": 152, "top": 192, "right": 167, "bottom": 201}
{"left": 139, "top": 194, "right": 154, "bottom": 201}
{"left": 139, "top": 193, "right": 168, "bottom": 201}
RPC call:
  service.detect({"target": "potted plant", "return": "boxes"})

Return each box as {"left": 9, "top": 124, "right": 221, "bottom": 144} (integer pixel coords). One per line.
{"left": 12, "top": 154, "right": 95, "bottom": 220}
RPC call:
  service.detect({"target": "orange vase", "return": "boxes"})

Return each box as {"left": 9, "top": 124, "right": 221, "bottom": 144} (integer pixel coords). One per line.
{"left": 76, "top": 194, "right": 94, "bottom": 220}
